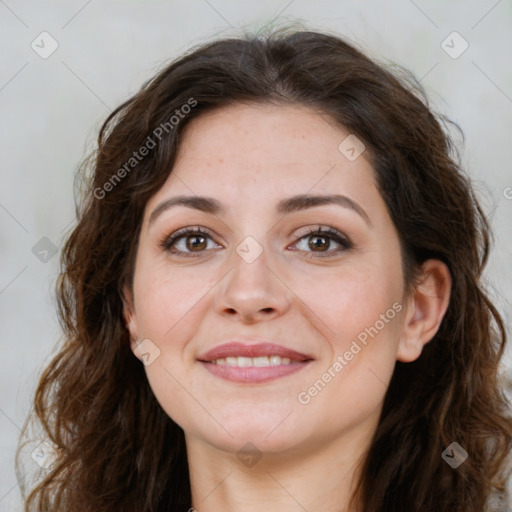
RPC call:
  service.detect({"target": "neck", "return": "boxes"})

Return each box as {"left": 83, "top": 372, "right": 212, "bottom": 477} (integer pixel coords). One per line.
{"left": 185, "top": 425, "right": 373, "bottom": 512}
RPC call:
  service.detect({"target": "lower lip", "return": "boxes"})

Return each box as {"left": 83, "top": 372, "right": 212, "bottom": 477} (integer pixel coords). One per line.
{"left": 199, "top": 361, "right": 312, "bottom": 383}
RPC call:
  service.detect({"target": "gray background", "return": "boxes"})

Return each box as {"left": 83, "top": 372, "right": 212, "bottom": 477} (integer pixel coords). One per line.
{"left": 1, "top": 0, "right": 511, "bottom": 509}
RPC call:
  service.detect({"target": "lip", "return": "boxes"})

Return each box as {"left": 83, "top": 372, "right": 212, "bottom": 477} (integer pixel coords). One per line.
{"left": 197, "top": 342, "right": 314, "bottom": 384}
{"left": 198, "top": 342, "right": 313, "bottom": 362}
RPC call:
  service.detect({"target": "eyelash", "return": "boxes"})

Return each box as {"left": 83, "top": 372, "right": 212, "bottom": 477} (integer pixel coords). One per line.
{"left": 160, "top": 225, "right": 353, "bottom": 259}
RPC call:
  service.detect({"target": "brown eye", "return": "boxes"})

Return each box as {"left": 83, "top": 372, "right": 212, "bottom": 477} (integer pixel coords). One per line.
{"left": 185, "top": 234, "right": 207, "bottom": 252}
{"left": 161, "top": 227, "right": 220, "bottom": 257}
{"left": 308, "top": 234, "right": 330, "bottom": 252}
{"left": 294, "top": 226, "right": 353, "bottom": 258}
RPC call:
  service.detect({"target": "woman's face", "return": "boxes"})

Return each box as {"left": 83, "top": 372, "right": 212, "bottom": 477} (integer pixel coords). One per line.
{"left": 124, "top": 102, "right": 411, "bottom": 456}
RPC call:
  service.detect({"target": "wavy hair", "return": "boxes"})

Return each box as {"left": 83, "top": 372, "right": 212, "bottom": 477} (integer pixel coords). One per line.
{"left": 17, "top": 26, "right": 512, "bottom": 511}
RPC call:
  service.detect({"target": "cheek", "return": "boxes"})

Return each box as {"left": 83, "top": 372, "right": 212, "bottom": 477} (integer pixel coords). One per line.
{"left": 292, "top": 262, "right": 403, "bottom": 408}
{"left": 131, "top": 262, "right": 216, "bottom": 431}
{"left": 296, "top": 278, "right": 402, "bottom": 433}
{"left": 288, "top": 261, "right": 403, "bottom": 350}
{"left": 132, "top": 258, "right": 218, "bottom": 342}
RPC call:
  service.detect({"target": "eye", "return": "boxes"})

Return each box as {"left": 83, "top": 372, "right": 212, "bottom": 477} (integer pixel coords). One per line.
{"left": 160, "top": 225, "right": 353, "bottom": 259}
{"left": 292, "top": 226, "right": 353, "bottom": 258}
{"left": 160, "top": 227, "right": 221, "bottom": 257}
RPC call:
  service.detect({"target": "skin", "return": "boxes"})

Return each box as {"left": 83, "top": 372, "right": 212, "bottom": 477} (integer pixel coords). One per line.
{"left": 123, "top": 102, "right": 451, "bottom": 512}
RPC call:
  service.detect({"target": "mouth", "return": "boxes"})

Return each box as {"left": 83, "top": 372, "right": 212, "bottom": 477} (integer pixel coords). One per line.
{"left": 197, "top": 342, "right": 314, "bottom": 384}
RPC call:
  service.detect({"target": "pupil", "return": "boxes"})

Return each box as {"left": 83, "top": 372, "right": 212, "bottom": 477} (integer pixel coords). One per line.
{"left": 310, "top": 236, "right": 328, "bottom": 251}
{"left": 188, "top": 235, "right": 206, "bottom": 251}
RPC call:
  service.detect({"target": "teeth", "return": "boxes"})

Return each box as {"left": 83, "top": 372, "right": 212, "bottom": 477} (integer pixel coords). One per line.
{"left": 210, "top": 355, "right": 298, "bottom": 366}
{"left": 237, "top": 357, "right": 252, "bottom": 367}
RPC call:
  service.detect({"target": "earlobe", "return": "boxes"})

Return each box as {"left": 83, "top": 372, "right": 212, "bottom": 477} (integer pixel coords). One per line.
{"left": 397, "top": 259, "right": 452, "bottom": 363}
{"left": 122, "top": 284, "right": 139, "bottom": 351}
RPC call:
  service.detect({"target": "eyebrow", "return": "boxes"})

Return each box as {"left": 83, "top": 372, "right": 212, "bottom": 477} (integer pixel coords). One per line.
{"left": 148, "top": 193, "right": 371, "bottom": 227}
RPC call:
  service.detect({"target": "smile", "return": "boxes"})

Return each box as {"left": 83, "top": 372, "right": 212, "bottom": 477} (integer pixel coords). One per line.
{"left": 209, "top": 355, "right": 301, "bottom": 366}
{"left": 198, "top": 341, "right": 314, "bottom": 383}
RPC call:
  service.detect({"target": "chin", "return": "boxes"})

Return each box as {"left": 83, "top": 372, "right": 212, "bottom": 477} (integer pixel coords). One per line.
{"left": 199, "top": 429, "right": 303, "bottom": 456}
{"left": 180, "top": 410, "right": 304, "bottom": 452}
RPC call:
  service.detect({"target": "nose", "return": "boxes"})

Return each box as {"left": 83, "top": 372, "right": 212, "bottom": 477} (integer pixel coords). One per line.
{"left": 215, "top": 242, "right": 291, "bottom": 323}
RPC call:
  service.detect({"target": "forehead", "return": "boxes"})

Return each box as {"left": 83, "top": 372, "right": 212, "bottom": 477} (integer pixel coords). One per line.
{"left": 144, "top": 102, "right": 380, "bottom": 217}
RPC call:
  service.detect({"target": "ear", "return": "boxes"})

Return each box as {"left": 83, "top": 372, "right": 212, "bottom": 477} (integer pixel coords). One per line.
{"left": 122, "top": 284, "right": 139, "bottom": 353}
{"left": 397, "top": 259, "right": 451, "bottom": 363}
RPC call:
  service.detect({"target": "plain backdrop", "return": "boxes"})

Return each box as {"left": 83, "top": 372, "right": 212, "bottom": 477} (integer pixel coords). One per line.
{"left": 1, "top": 0, "right": 511, "bottom": 509}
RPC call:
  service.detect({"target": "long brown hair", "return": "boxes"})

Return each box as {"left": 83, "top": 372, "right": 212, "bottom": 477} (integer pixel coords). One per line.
{"left": 17, "top": 25, "right": 512, "bottom": 511}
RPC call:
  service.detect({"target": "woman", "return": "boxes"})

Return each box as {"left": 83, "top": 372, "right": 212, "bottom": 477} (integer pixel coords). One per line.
{"left": 18, "top": 26, "right": 512, "bottom": 511}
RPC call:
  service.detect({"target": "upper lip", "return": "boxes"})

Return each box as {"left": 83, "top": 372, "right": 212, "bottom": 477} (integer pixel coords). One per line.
{"left": 198, "top": 341, "right": 314, "bottom": 362}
